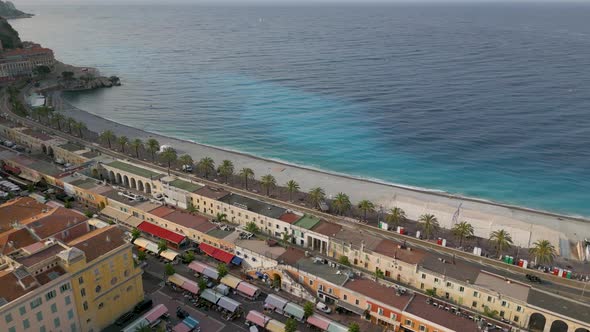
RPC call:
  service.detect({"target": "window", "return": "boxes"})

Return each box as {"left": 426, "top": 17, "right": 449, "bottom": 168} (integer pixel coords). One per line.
{"left": 19, "top": 306, "right": 26, "bottom": 315}
{"left": 420, "top": 283, "right": 425, "bottom": 290}
{"left": 390, "top": 313, "right": 396, "bottom": 320}
{"left": 473, "top": 291, "right": 479, "bottom": 297}
{"left": 95, "top": 285, "right": 102, "bottom": 293}
{"left": 111, "top": 277, "right": 118, "bottom": 285}
{"left": 81, "top": 288, "right": 86, "bottom": 297}
{"left": 487, "top": 296, "right": 492, "bottom": 302}
{"left": 405, "top": 319, "right": 412, "bottom": 326}
{"left": 500, "top": 311, "right": 505, "bottom": 317}
{"left": 51, "top": 303, "right": 57, "bottom": 313}
{"left": 23, "top": 318, "right": 30, "bottom": 329}
{"left": 46, "top": 290, "right": 57, "bottom": 301}
{"left": 60, "top": 283, "right": 71, "bottom": 293}
{"left": 124, "top": 270, "right": 129, "bottom": 277}
{"left": 328, "top": 288, "right": 333, "bottom": 294}
{"left": 319, "top": 284, "right": 324, "bottom": 291}
{"left": 513, "top": 316, "right": 519, "bottom": 323}
{"left": 83, "top": 302, "right": 88, "bottom": 311}
{"left": 36, "top": 312, "right": 43, "bottom": 322}
{"left": 309, "top": 280, "right": 313, "bottom": 286}
{"left": 68, "top": 309, "right": 74, "bottom": 320}
{"left": 127, "top": 286, "right": 133, "bottom": 292}
{"left": 343, "top": 294, "right": 347, "bottom": 300}
{"left": 78, "top": 276, "right": 84, "bottom": 284}
{"left": 472, "top": 301, "right": 477, "bottom": 307}
{"left": 5, "top": 313, "right": 13, "bottom": 323}
{"left": 40, "top": 326, "right": 46, "bottom": 332}
{"left": 98, "top": 303, "right": 104, "bottom": 309}
{"left": 434, "top": 277, "right": 439, "bottom": 283}
{"left": 30, "top": 297, "right": 42, "bottom": 309}
{"left": 71, "top": 323, "right": 77, "bottom": 332}
{"left": 54, "top": 318, "right": 60, "bottom": 328}
{"left": 446, "top": 282, "right": 452, "bottom": 288}
{"left": 355, "top": 299, "right": 359, "bottom": 305}
{"left": 516, "top": 305, "right": 523, "bottom": 312}
{"left": 419, "top": 325, "right": 427, "bottom": 332}
{"left": 9, "top": 327, "right": 16, "bottom": 332}
{"left": 65, "top": 295, "right": 71, "bottom": 305}
{"left": 459, "top": 286, "right": 464, "bottom": 292}
{"left": 501, "top": 300, "right": 508, "bottom": 307}
{"left": 378, "top": 308, "right": 383, "bottom": 315}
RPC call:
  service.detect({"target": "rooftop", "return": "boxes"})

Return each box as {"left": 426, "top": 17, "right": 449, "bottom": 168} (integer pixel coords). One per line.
{"left": 68, "top": 226, "right": 127, "bottom": 262}
{"left": 103, "top": 189, "right": 148, "bottom": 207}
{"left": 0, "top": 228, "right": 38, "bottom": 255}
{"left": 296, "top": 256, "right": 349, "bottom": 286}
{"left": 35, "top": 266, "right": 67, "bottom": 285}
{"left": 332, "top": 228, "right": 382, "bottom": 251}
{"left": 346, "top": 278, "right": 412, "bottom": 309}
{"left": 405, "top": 294, "right": 480, "bottom": 332}
{"left": 220, "top": 193, "right": 286, "bottom": 219}
{"left": 81, "top": 150, "right": 100, "bottom": 159}
{"left": 474, "top": 271, "right": 531, "bottom": 303}
{"left": 148, "top": 205, "right": 176, "bottom": 217}
{"left": 236, "top": 239, "right": 286, "bottom": 259}
{"left": 134, "top": 201, "right": 163, "bottom": 212}
{"left": 206, "top": 228, "right": 234, "bottom": 239}
{"left": 279, "top": 212, "right": 302, "bottom": 224}
{"left": 373, "top": 239, "right": 426, "bottom": 265}
{"left": 194, "top": 186, "right": 230, "bottom": 200}
{"left": 58, "top": 142, "right": 85, "bottom": 152}
{"left": 277, "top": 247, "right": 307, "bottom": 266}
{"left": 106, "top": 160, "right": 162, "bottom": 179}
{"left": 167, "top": 178, "right": 203, "bottom": 192}
{"left": 21, "top": 128, "right": 54, "bottom": 141}
{"left": 527, "top": 289, "right": 590, "bottom": 324}
{"left": 293, "top": 215, "right": 321, "bottom": 230}
{"left": 0, "top": 197, "right": 47, "bottom": 232}
{"left": 9, "top": 154, "right": 63, "bottom": 176}
{"left": 311, "top": 221, "right": 343, "bottom": 237}
{"left": 161, "top": 209, "right": 211, "bottom": 230}
{"left": 420, "top": 254, "right": 481, "bottom": 283}
{"left": 0, "top": 270, "right": 39, "bottom": 305}
{"left": 22, "top": 207, "right": 88, "bottom": 240}
{"left": 16, "top": 244, "right": 65, "bottom": 268}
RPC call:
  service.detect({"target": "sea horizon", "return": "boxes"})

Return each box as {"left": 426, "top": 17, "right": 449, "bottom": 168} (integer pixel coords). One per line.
{"left": 10, "top": 2, "right": 590, "bottom": 216}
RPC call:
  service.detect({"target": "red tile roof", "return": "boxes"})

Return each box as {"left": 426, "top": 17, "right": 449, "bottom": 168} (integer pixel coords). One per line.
{"left": 0, "top": 271, "right": 39, "bottom": 303}
{"left": 405, "top": 294, "right": 479, "bottom": 332}
{"left": 0, "top": 197, "right": 47, "bottom": 232}
{"left": 345, "top": 279, "right": 412, "bottom": 310}
{"left": 68, "top": 226, "right": 127, "bottom": 262}
{"left": 162, "top": 210, "right": 209, "bottom": 229}
{"left": 149, "top": 205, "right": 176, "bottom": 218}
{"left": 279, "top": 213, "right": 302, "bottom": 224}
{"left": 22, "top": 207, "right": 88, "bottom": 239}
{"left": 373, "top": 239, "right": 425, "bottom": 265}
{"left": 1, "top": 47, "right": 54, "bottom": 57}
{"left": 138, "top": 221, "right": 186, "bottom": 244}
{"left": 311, "top": 221, "right": 342, "bottom": 237}
{"left": 0, "top": 228, "right": 38, "bottom": 255}
{"left": 199, "top": 243, "right": 234, "bottom": 263}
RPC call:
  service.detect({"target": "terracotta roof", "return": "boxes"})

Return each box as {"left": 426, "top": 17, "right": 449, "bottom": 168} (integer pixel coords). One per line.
{"left": 68, "top": 226, "right": 127, "bottom": 262}
{"left": 149, "top": 205, "right": 176, "bottom": 218}
{"left": 0, "top": 197, "right": 47, "bottom": 232}
{"left": 35, "top": 266, "right": 67, "bottom": 285}
{"left": 194, "top": 186, "right": 230, "bottom": 200}
{"left": 279, "top": 213, "right": 302, "bottom": 224}
{"left": 345, "top": 278, "right": 412, "bottom": 310}
{"left": 405, "top": 294, "right": 479, "bottom": 332}
{"left": 0, "top": 271, "right": 39, "bottom": 303}
{"left": 0, "top": 228, "right": 38, "bottom": 255}
{"left": 22, "top": 207, "right": 87, "bottom": 239}
{"left": 373, "top": 239, "right": 425, "bottom": 265}
{"left": 1, "top": 47, "right": 53, "bottom": 57}
{"left": 332, "top": 228, "right": 382, "bottom": 250}
{"left": 162, "top": 210, "right": 209, "bottom": 229}
{"left": 311, "top": 221, "right": 342, "bottom": 237}
{"left": 16, "top": 244, "right": 64, "bottom": 267}
{"left": 277, "top": 247, "right": 306, "bottom": 265}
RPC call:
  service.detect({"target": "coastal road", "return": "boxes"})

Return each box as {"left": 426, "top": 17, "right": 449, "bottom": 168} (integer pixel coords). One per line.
{"left": 2, "top": 88, "right": 589, "bottom": 302}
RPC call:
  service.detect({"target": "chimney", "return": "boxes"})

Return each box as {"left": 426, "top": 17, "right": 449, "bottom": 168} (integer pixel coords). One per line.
{"left": 106, "top": 235, "right": 111, "bottom": 242}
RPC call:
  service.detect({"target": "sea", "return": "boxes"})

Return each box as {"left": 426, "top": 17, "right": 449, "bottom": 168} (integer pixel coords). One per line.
{"left": 9, "top": 2, "right": 590, "bottom": 217}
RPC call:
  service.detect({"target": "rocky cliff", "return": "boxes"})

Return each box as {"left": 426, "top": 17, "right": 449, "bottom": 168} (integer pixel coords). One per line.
{"left": 0, "top": 1, "right": 33, "bottom": 19}
{"left": 0, "top": 16, "right": 21, "bottom": 49}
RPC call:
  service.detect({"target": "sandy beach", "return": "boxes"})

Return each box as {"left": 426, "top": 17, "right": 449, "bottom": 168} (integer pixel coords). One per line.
{"left": 50, "top": 91, "right": 590, "bottom": 254}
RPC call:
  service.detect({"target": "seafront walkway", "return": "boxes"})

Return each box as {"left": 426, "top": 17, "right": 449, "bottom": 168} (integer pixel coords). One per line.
{"left": 2, "top": 88, "right": 589, "bottom": 304}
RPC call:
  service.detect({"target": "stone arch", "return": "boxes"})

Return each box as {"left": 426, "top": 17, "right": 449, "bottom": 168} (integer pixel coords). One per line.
{"left": 92, "top": 168, "right": 99, "bottom": 178}
{"left": 575, "top": 329, "right": 590, "bottom": 332}
{"left": 123, "top": 175, "right": 129, "bottom": 187}
{"left": 550, "top": 320, "right": 568, "bottom": 332}
{"left": 528, "top": 313, "right": 547, "bottom": 332}
{"left": 116, "top": 173, "right": 122, "bottom": 184}
{"left": 145, "top": 183, "right": 151, "bottom": 194}
{"left": 137, "top": 180, "right": 144, "bottom": 192}
{"left": 109, "top": 171, "right": 115, "bottom": 183}
{"left": 47, "top": 146, "right": 53, "bottom": 156}
{"left": 41, "top": 144, "right": 47, "bottom": 154}
{"left": 130, "top": 178, "right": 137, "bottom": 190}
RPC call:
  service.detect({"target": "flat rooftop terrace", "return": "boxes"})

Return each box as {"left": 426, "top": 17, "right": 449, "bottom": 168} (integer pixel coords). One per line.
{"left": 296, "top": 256, "right": 349, "bottom": 286}
{"left": 59, "top": 142, "right": 85, "bottom": 152}
{"left": 168, "top": 178, "right": 203, "bottom": 192}
{"left": 106, "top": 160, "right": 163, "bottom": 179}
{"left": 236, "top": 239, "right": 286, "bottom": 259}
{"left": 220, "top": 193, "right": 286, "bottom": 219}
{"left": 293, "top": 215, "right": 321, "bottom": 230}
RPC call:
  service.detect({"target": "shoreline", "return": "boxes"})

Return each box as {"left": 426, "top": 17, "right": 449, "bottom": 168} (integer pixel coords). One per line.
{"left": 50, "top": 90, "right": 590, "bottom": 250}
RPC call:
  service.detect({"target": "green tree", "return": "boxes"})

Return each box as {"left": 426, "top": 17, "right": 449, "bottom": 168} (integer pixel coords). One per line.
{"left": 160, "top": 147, "right": 177, "bottom": 175}
{"left": 489, "top": 229, "right": 513, "bottom": 258}
{"left": 64, "top": 201, "right": 73, "bottom": 209}
{"left": 386, "top": 207, "right": 406, "bottom": 228}
{"left": 146, "top": 138, "right": 160, "bottom": 161}
{"left": 483, "top": 306, "right": 499, "bottom": 319}
{"left": 130, "top": 138, "right": 143, "bottom": 158}
{"left": 272, "top": 273, "right": 281, "bottom": 289}
{"left": 157, "top": 239, "right": 168, "bottom": 254}
{"left": 100, "top": 130, "right": 116, "bottom": 149}
{"left": 164, "top": 263, "right": 175, "bottom": 276}
{"left": 62, "top": 71, "right": 75, "bottom": 80}
{"left": 33, "top": 65, "right": 51, "bottom": 76}
{"left": 216, "top": 263, "right": 228, "bottom": 279}
{"left": 197, "top": 157, "right": 215, "bottom": 178}
{"left": 308, "top": 187, "right": 325, "bottom": 209}
{"left": 51, "top": 112, "right": 64, "bottom": 131}
{"left": 66, "top": 117, "right": 76, "bottom": 134}
{"left": 332, "top": 192, "right": 351, "bottom": 215}
{"left": 285, "top": 179, "right": 300, "bottom": 202}
{"left": 357, "top": 199, "right": 375, "bottom": 221}
{"left": 134, "top": 323, "right": 152, "bottom": 332}
{"left": 75, "top": 121, "right": 87, "bottom": 138}
{"left": 285, "top": 318, "right": 297, "bottom": 332}
{"left": 218, "top": 160, "right": 234, "bottom": 183}
{"left": 452, "top": 221, "right": 474, "bottom": 247}
{"left": 529, "top": 239, "right": 556, "bottom": 265}
{"left": 118, "top": 135, "right": 129, "bottom": 153}
{"left": 281, "top": 232, "right": 292, "bottom": 248}
{"left": 338, "top": 255, "right": 351, "bottom": 267}
{"left": 179, "top": 154, "right": 194, "bottom": 169}
{"left": 303, "top": 301, "right": 314, "bottom": 318}
{"left": 348, "top": 323, "right": 360, "bottom": 332}
{"left": 425, "top": 288, "right": 437, "bottom": 297}
{"left": 186, "top": 202, "right": 197, "bottom": 214}
{"left": 183, "top": 251, "right": 195, "bottom": 264}
{"left": 131, "top": 228, "right": 141, "bottom": 241}
{"left": 137, "top": 250, "right": 147, "bottom": 261}
{"left": 215, "top": 213, "right": 228, "bottom": 223}
{"left": 261, "top": 174, "right": 276, "bottom": 196}
{"left": 374, "top": 267, "right": 384, "bottom": 281}
{"left": 245, "top": 221, "right": 259, "bottom": 234}
{"left": 419, "top": 214, "right": 440, "bottom": 240}
{"left": 239, "top": 167, "right": 254, "bottom": 190}
{"left": 197, "top": 278, "right": 207, "bottom": 292}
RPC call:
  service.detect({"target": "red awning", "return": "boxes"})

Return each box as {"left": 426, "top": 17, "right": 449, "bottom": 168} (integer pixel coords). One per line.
{"left": 3, "top": 164, "right": 21, "bottom": 175}
{"left": 138, "top": 221, "right": 185, "bottom": 244}
{"left": 199, "top": 243, "right": 234, "bottom": 264}
{"left": 307, "top": 314, "right": 332, "bottom": 330}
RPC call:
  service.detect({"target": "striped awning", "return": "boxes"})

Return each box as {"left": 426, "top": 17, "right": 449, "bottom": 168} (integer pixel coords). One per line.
{"left": 188, "top": 261, "right": 208, "bottom": 273}
{"left": 327, "top": 321, "right": 349, "bottom": 332}
{"left": 284, "top": 302, "right": 305, "bottom": 321}
{"left": 133, "top": 237, "right": 158, "bottom": 254}
{"left": 217, "top": 296, "right": 241, "bottom": 313}
{"left": 144, "top": 304, "right": 168, "bottom": 323}
{"left": 168, "top": 274, "right": 185, "bottom": 287}
{"left": 265, "top": 319, "right": 286, "bottom": 332}
{"left": 264, "top": 294, "right": 288, "bottom": 311}
{"left": 200, "top": 289, "right": 223, "bottom": 304}
{"left": 236, "top": 282, "right": 259, "bottom": 297}
{"left": 220, "top": 275, "right": 242, "bottom": 289}
{"left": 160, "top": 249, "right": 179, "bottom": 261}
{"left": 183, "top": 316, "right": 199, "bottom": 328}
{"left": 307, "top": 314, "right": 332, "bottom": 330}
{"left": 245, "top": 310, "right": 270, "bottom": 328}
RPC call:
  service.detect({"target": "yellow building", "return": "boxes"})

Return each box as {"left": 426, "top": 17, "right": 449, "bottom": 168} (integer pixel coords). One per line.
{"left": 59, "top": 226, "right": 144, "bottom": 332}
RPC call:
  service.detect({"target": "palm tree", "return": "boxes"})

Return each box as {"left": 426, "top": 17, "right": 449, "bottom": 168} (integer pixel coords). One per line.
{"left": 131, "top": 228, "right": 141, "bottom": 241}
{"left": 157, "top": 239, "right": 168, "bottom": 254}
{"left": 308, "top": 187, "right": 325, "bottom": 209}
{"left": 100, "top": 130, "right": 116, "bottom": 149}
{"left": 130, "top": 138, "right": 143, "bottom": 158}
{"left": 357, "top": 199, "right": 375, "bottom": 221}
{"left": 73, "top": 121, "right": 87, "bottom": 139}
{"left": 419, "top": 214, "right": 439, "bottom": 240}
{"left": 239, "top": 167, "right": 254, "bottom": 190}
{"left": 260, "top": 174, "right": 276, "bottom": 196}
{"left": 281, "top": 232, "right": 292, "bottom": 247}
{"left": 452, "top": 221, "right": 474, "bottom": 247}
{"left": 52, "top": 112, "right": 64, "bottom": 131}
{"left": 529, "top": 240, "right": 556, "bottom": 265}
{"left": 245, "top": 221, "right": 259, "bottom": 234}
{"left": 67, "top": 117, "right": 76, "bottom": 134}
{"left": 489, "top": 229, "right": 513, "bottom": 258}
{"left": 186, "top": 202, "right": 197, "bottom": 214}
{"left": 134, "top": 324, "right": 152, "bottom": 332}
{"left": 215, "top": 213, "right": 228, "bottom": 223}
{"left": 118, "top": 136, "right": 129, "bottom": 153}
{"left": 32, "top": 108, "right": 42, "bottom": 122}
{"left": 218, "top": 160, "right": 234, "bottom": 183}
{"left": 332, "top": 192, "right": 351, "bottom": 215}
{"left": 386, "top": 207, "right": 406, "bottom": 228}
{"left": 146, "top": 138, "right": 160, "bottom": 161}
{"left": 285, "top": 180, "right": 300, "bottom": 202}
{"left": 179, "top": 154, "right": 194, "bottom": 169}
{"left": 197, "top": 157, "right": 215, "bottom": 178}
{"left": 160, "top": 147, "right": 177, "bottom": 175}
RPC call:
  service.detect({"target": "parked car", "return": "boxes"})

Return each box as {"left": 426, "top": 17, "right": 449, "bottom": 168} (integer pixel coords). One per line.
{"left": 316, "top": 302, "right": 331, "bottom": 314}
{"left": 115, "top": 312, "right": 134, "bottom": 326}
{"left": 133, "top": 298, "right": 153, "bottom": 314}
{"left": 176, "top": 307, "right": 189, "bottom": 319}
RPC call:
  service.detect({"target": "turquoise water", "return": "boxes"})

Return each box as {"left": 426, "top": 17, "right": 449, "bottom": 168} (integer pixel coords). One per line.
{"left": 10, "top": 3, "right": 590, "bottom": 216}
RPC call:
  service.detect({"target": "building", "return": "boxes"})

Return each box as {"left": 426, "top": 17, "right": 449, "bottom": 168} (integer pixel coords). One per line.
{"left": 0, "top": 45, "right": 55, "bottom": 78}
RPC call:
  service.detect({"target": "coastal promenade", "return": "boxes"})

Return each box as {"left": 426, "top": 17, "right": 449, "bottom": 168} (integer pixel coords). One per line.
{"left": 48, "top": 91, "right": 590, "bottom": 257}
{"left": 2, "top": 88, "right": 589, "bottom": 302}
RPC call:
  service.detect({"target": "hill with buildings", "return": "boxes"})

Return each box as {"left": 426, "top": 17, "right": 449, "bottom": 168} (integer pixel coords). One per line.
{"left": 0, "top": 1, "right": 32, "bottom": 19}
{"left": 0, "top": 16, "right": 21, "bottom": 49}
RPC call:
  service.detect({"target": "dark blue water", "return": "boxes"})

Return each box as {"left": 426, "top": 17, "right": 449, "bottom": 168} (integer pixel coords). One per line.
{"left": 11, "top": 3, "right": 590, "bottom": 216}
